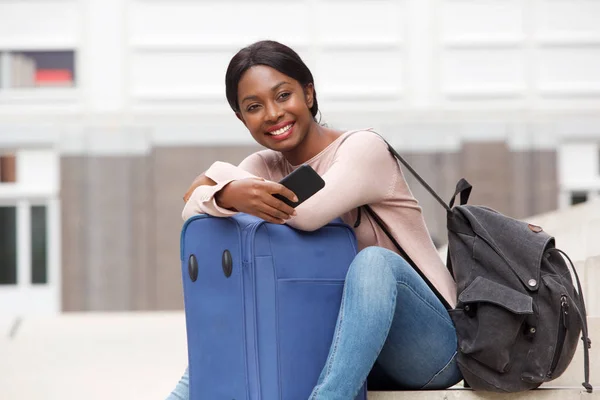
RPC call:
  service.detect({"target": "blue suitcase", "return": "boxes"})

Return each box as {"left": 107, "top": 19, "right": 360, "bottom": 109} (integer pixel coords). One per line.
{"left": 180, "top": 213, "right": 367, "bottom": 400}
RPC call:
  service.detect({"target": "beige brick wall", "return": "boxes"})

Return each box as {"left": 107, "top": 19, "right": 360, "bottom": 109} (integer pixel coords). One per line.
{"left": 59, "top": 142, "right": 558, "bottom": 311}
{"left": 60, "top": 145, "right": 260, "bottom": 312}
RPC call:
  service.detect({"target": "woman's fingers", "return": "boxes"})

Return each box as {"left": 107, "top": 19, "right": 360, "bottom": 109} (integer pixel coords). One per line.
{"left": 256, "top": 201, "right": 294, "bottom": 222}
{"left": 255, "top": 211, "right": 286, "bottom": 225}
{"left": 262, "top": 192, "right": 297, "bottom": 218}
{"left": 193, "top": 178, "right": 298, "bottom": 224}
{"left": 262, "top": 181, "right": 298, "bottom": 204}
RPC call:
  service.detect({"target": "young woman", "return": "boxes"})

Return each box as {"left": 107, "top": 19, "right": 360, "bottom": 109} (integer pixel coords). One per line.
{"left": 168, "top": 40, "right": 461, "bottom": 400}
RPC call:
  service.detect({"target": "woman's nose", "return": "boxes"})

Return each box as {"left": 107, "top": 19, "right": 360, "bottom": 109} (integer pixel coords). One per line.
{"left": 265, "top": 102, "right": 283, "bottom": 121}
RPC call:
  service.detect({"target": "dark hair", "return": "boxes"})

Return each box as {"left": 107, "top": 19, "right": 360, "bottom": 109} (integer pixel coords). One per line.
{"left": 225, "top": 40, "right": 319, "bottom": 119}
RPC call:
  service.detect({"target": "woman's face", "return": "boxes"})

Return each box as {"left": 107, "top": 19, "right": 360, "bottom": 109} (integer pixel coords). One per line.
{"left": 236, "top": 65, "right": 315, "bottom": 153}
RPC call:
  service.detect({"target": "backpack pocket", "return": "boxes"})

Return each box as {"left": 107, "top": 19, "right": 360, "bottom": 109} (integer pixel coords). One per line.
{"left": 450, "top": 276, "right": 534, "bottom": 373}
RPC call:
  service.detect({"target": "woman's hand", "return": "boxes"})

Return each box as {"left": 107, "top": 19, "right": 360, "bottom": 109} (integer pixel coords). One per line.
{"left": 216, "top": 178, "right": 298, "bottom": 224}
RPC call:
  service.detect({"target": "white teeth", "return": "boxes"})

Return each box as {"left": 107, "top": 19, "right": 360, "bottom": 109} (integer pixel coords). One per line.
{"left": 270, "top": 124, "right": 293, "bottom": 136}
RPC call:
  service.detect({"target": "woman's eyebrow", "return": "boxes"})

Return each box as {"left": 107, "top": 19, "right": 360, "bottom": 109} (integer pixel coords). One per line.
{"left": 271, "top": 81, "right": 291, "bottom": 92}
{"left": 241, "top": 81, "right": 292, "bottom": 104}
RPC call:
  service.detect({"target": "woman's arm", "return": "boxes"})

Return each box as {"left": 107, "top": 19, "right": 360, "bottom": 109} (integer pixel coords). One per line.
{"left": 285, "top": 131, "right": 400, "bottom": 231}
{"left": 182, "top": 152, "right": 296, "bottom": 223}
{"left": 182, "top": 153, "right": 266, "bottom": 220}
{"left": 183, "top": 152, "right": 271, "bottom": 203}
{"left": 183, "top": 174, "right": 217, "bottom": 203}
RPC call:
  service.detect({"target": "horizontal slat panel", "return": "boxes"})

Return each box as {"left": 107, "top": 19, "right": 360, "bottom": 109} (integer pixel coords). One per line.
{"left": 0, "top": 1, "right": 79, "bottom": 48}
{"left": 316, "top": 0, "right": 404, "bottom": 45}
{"left": 129, "top": 1, "right": 308, "bottom": 48}
{"left": 130, "top": 50, "right": 232, "bottom": 98}
{"left": 536, "top": 0, "right": 600, "bottom": 40}
{"left": 537, "top": 47, "right": 600, "bottom": 93}
{"left": 315, "top": 50, "right": 404, "bottom": 98}
{"left": 441, "top": 48, "right": 525, "bottom": 96}
{"left": 440, "top": 0, "right": 523, "bottom": 42}
{"left": 130, "top": 44, "right": 312, "bottom": 101}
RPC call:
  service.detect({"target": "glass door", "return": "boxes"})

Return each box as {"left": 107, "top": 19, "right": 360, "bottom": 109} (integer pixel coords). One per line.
{"left": 0, "top": 150, "right": 60, "bottom": 316}
{"left": 0, "top": 198, "right": 60, "bottom": 315}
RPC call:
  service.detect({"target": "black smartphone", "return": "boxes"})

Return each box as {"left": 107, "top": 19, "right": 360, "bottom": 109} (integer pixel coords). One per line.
{"left": 273, "top": 165, "right": 325, "bottom": 208}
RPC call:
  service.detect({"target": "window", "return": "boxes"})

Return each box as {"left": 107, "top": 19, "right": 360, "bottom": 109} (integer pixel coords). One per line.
{"left": 0, "top": 204, "right": 49, "bottom": 285}
{"left": 571, "top": 192, "right": 588, "bottom": 206}
{"left": 0, "top": 148, "right": 59, "bottom": 314}
{"left": 0, "top": 50, "right": 76, "bottom": 89}
{"left": 0, "top": 206, "right": 17, "bottom": 285}
{"left": 31, "top": 206, "right": 48, "bottom": 284}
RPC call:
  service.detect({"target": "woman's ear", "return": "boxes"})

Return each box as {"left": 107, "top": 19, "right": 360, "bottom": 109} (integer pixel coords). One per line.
{"left": 304, "top": 83, "right": 314, "bottom": 109}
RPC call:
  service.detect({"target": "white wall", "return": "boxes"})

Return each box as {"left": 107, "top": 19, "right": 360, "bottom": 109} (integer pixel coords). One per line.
{"left": 559, "top": 143, "right": 600, "bottom": 189}
{"left": 0, "top": 1, "right": 598, "bottom": 162}
{"left": 125, "top": 0, "right": 600, "bottom": 115}
{"left": 0, "top": 0, "right": 598, "bottom": 119}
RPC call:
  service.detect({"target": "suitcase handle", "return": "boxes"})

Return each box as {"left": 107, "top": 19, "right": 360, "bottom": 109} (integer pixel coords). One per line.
{"left": 188, "top": 250, "right": 233, "bottom": 282}
{"left": 188, "top": 254, "right": 199, "bottom": 282}
{"left": 222, "top": 250, "right": 233, "bottom": 278}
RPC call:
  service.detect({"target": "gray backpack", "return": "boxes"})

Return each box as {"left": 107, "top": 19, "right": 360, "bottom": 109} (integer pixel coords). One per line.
{"left": 362, "top": 136, "right": 593, "bottom": 393}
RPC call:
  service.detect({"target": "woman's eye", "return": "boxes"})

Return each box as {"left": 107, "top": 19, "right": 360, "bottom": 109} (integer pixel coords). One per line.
{"left": 247, "top": 104, "right": 260, "bottom": 112}
{"left": 278, "top": 92, "right": 291, "bottom": 101}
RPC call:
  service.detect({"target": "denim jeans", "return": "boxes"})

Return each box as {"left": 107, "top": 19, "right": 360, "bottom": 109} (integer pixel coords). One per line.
{"left": 167, "top": 246, "right": 462, "bottom": 399}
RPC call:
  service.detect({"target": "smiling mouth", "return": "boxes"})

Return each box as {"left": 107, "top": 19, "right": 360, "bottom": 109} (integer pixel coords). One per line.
{"left": 267, "top": 123, "right": 294, "bottom": 136}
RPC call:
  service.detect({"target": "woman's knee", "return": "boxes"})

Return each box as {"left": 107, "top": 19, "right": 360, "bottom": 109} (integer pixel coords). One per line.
{"left": 343, "top": 247, "right": 400, "bottom": 328}
{"left": 354, "top": 246, "right": 399, "bottom": 266}
{"left": 346, "top": 246, "right": 397, "bottom": 292}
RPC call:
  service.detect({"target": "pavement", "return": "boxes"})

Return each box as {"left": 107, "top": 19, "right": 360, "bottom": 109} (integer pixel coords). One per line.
{"left": 0, "top": 312, "right": 597, "bottom": 399}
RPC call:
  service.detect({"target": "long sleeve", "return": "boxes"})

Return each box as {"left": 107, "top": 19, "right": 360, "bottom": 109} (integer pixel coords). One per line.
{"left": 181, "top": 153, "right": 271, "bottom": 221}
{"left": 286, "top": 131, "right": 400, "bottom": 231}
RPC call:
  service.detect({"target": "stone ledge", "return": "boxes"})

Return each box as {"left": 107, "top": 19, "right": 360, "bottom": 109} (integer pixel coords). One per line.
{"left": 368, "top": 387, "right": 597, "bottom": 399}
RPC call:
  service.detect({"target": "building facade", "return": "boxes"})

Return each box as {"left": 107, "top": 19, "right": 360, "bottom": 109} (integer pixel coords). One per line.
{"left": 0, "top": 0, "right": 599, "bottom": 314}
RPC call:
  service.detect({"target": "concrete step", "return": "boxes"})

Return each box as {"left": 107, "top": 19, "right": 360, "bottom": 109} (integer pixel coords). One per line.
{"left": 0, "top": 314, "right": 597, "bottom": 399}
{"left": 368, "top": 388, "right": 598, "bottom": 399}
{"left": 367, "top": 317, "right": 600, "bottom": 399}
{"left": 0, "top": 312, "right": 188, "bottom": 400}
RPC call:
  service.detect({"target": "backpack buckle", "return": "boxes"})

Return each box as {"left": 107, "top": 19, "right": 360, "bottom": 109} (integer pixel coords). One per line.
{"left": 582, "top": 337, "right": 592, "bottom": 349}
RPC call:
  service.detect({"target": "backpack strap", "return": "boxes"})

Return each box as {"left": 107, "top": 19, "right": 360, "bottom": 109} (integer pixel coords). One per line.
{"left": 362, "top": 132, "right": 477, "bottom": 292}
{"left": 546, "top": 248, "right": 593, "bottom": 393}
{"left": 363, "top": 205, "right": 452, "bottom": 311}
{"left": 370, "top": 131, "right": 473, "bottom": 210}
{"left": 354, "top": 131, "right": 458, "bottom": 310}
{"left": 377, "top": 136, "right": 453, "bottom": 213}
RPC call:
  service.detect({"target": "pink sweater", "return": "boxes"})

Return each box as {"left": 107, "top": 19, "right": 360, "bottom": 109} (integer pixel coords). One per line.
{"left": 183, "top": 129, "right": 457, "bottom": 307}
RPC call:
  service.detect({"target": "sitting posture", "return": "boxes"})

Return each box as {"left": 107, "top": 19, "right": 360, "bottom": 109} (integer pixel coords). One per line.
{"left": 168, "top": 40, "right": 461, "bottom": 400}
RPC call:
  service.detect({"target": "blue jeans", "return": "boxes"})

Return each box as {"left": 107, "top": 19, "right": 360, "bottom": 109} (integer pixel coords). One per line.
{"left": 167, "top": 246, "right": 462, "bottom": 399}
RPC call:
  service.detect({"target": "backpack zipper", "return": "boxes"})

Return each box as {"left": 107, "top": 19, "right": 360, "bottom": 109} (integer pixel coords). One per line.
{"left": 548, "top": 295, "right": 569, "bottom": 378}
